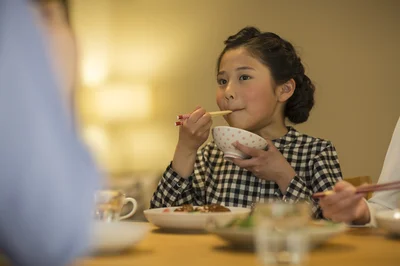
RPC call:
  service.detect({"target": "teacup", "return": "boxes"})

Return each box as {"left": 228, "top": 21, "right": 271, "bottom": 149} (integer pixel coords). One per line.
{"left": 94, "top": 190, "right": 138, "bottom": 222}
{"left": 212, "top": 126, "right": 268, "bottom": 160}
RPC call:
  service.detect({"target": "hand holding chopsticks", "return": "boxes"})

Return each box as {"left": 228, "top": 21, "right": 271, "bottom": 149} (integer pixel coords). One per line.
{"left": 175, "top": 110, "right": 232, "bottom": 126}
{"left": 312, "top": 180, "right": 400, "bottom": 199}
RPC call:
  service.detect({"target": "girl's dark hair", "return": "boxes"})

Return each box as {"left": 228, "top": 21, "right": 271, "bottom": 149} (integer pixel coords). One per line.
{"left": 217, "top": 26, "right": 315, "bottom": 124}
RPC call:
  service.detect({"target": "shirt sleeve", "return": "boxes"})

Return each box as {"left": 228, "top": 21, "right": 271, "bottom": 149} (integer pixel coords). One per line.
{"left": 0, "top": 1, "right": 100, "bottom": 265}
{"left": 283, "top": 143, "right": 343, "bottom": 219}
{"left": 150, "top": 145, "right": 214, "bottom": 208}
{"left": 361, "top": 200, "right": 387, "bottom": 227}
{"left": 368, "top": 117, "right": 400, "bottom": 211}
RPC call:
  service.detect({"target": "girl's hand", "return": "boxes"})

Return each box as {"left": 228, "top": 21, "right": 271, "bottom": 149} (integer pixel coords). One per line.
{"left": 319, "top": 181, "right": 370, "bottom": 224}
{"left": 231, "top": 139, "right": 296, "bottom": 191}
{"left": 177, "top": 107, "right": 212, "bottom": 153}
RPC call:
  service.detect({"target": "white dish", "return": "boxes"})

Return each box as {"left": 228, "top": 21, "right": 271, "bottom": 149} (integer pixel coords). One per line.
{"left": 89, "top": 221, "right": 150, "bottom": 254}
{"left": 376, "top": 210, "right": 400, "bottom": 236}
{"left": 144, "top": 206, "right": 251, "bottom": 230}
{"left": 208, "top": 222, "right": 347, "bottom": 249}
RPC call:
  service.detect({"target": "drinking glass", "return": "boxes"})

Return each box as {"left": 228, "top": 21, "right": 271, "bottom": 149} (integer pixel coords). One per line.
{"left": 254, "top": 201, "right": 311, "bottom": 266}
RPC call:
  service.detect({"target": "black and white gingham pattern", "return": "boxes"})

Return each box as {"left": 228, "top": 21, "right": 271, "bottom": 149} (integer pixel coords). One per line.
{"left": 150, "top": 127, "right": 342, "bottom": 218}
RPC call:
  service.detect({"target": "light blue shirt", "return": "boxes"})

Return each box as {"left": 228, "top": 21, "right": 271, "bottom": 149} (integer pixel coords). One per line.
{"left": 0, "top": 0, "right": 100, "bottom": 265}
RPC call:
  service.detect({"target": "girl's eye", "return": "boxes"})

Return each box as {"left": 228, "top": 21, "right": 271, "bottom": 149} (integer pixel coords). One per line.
{"left": 217, "top": 79, "right": 227, "bottom": 85}
{"left": 239, "top": 75, "right": 251, "bottom": 81}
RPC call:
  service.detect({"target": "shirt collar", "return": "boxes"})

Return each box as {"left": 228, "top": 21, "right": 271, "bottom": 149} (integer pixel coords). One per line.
{"left": 272, "top": 126, "right": 300, "bottom": 149}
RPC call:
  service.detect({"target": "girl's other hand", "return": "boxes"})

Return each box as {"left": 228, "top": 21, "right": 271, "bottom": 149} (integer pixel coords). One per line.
{"left": 231, "top": 139, "right": 296, "bottom": 192}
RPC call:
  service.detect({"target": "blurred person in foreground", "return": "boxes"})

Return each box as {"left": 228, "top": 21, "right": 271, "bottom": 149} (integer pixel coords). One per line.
{"left": 0, "top": 0, "right": 100, "bottom": 265}
{"left": 319, "top": 117, "right": 400, "bottom": 225}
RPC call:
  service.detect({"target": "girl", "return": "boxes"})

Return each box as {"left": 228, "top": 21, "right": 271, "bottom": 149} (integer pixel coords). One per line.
{"left": 151, "top": 26, "right": 342, "bottom": 218}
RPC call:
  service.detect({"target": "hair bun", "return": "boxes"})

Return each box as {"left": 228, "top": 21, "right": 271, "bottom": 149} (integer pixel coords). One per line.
{"left": 225, "top": 26, "right": 261, "bottom": 46}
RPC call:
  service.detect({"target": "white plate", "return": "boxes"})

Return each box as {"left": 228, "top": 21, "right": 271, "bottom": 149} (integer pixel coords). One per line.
{"left": 143, "top": 206, "right": 251, "bottom": 230}
{"left": 89, "top": 221, "right": 150, "bottom": 254}
{"left": 208, "top": 222, "right": 347, "bottom": 249}
{"left": 376, "top": 210, "right": 400, "bottom": 236}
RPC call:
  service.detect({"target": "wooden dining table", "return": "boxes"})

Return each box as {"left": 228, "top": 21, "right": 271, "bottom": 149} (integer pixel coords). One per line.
{"left": 75, "top": 223, "right": 400, "bottom": 266}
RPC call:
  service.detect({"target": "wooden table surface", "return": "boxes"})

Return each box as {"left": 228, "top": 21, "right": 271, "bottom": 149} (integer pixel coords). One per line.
{"left": 76, "top": 225, "right": 400, "bottom": 266}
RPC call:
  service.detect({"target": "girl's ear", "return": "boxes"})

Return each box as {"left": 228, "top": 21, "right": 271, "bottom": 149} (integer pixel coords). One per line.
{"left": 277, "top": 79, "right": 295, "bottom": 102}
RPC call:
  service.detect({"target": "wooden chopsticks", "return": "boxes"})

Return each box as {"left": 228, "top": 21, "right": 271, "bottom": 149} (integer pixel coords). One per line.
{"left": 312, "top": 180, "right": 400, "bottom": 199}
{"left": 175, "top": 110, "right": 232, "bottom": 126}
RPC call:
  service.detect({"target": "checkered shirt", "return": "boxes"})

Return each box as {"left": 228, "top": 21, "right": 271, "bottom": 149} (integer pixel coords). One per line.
{"left": 150, "top": 127, "right": 342, "bottom": 219}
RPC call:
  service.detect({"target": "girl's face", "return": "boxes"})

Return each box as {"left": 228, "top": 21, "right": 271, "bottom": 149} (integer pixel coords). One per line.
{"left": 216, "top": 48, "right": 285, "bottom": 135}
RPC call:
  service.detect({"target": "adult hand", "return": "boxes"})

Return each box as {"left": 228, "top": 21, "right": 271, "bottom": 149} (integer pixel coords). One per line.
{"left": 319, "top": 181, "right": 370, "bottom": 224}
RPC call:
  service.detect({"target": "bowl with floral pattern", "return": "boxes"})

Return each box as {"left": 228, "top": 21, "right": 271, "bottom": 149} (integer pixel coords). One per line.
{"left": 212, "top": 126, "right": 268, "bottom": 160}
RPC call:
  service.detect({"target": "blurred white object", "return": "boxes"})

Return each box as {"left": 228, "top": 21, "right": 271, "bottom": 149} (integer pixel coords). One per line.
{"left": 89, "top": 221, "right": 149, "bottom": 254}
{"left": 376, "top": 210, "right": 400, "bottom": 236}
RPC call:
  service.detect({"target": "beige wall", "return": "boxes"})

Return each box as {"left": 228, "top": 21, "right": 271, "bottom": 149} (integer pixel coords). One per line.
{"left": 70, "top": 0, "right": 400, "bottom": 182}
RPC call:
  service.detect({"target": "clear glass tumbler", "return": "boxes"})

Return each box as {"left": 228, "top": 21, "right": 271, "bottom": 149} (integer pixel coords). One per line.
{"left": 254, "top": 201, "right": 311, "bottom": 266}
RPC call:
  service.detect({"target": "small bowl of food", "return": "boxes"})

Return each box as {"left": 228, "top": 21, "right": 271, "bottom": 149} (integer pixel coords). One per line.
{"left": 212, "top": 126, "right": 268, "bottom": 160}
{"left": 207, "top": 215, "right": 347, "bottom": 249}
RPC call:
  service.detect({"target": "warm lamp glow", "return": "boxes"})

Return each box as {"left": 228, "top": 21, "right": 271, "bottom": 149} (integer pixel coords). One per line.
{"left": 82, "top": 56, "right": 108, "bottom": 87}
{"left": 112, "top": 47, "right": 164, "bottom": 78}
{"left": 82, "top": 125, "right": 109, "bottom": 165}
{"left": 89, "top": 83, "right": 151, "bottom": 123}
{"left": 123, "top": 126, "right": 176, "bottom": 172}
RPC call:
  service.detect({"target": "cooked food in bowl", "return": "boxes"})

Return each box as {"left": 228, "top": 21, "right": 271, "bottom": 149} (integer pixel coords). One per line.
{"left": 144, "top": 205, "right": 250, "bottom": 230}
{"left": 167, "top": 204, "right": 231, "bottom": 213}
{"left": 225, "top": 214, "right": 254, "bottom": 228}
{"left": 225, "top": 215, "right": 337, "bottom": 229}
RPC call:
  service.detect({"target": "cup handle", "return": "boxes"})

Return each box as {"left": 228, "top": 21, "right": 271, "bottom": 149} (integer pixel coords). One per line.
{"left": 119, "top": 197, "right": 138, "bottom": 220}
